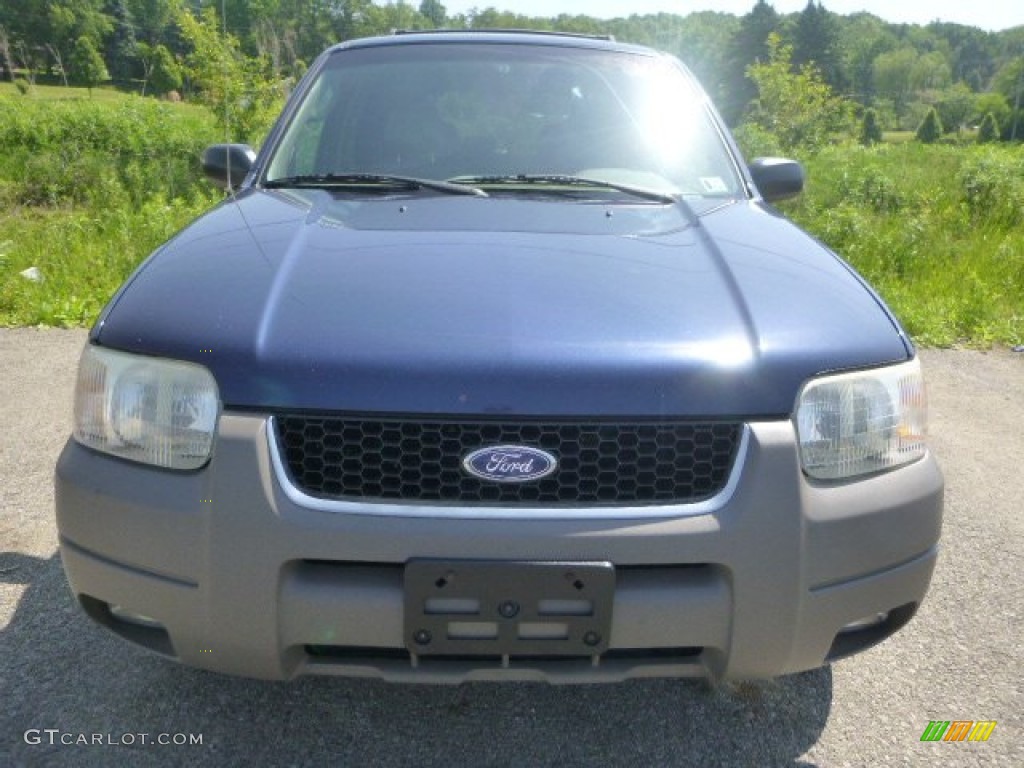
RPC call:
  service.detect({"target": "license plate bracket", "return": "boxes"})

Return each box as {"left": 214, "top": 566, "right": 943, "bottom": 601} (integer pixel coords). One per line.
{"left": 404, "top": 560, "right": 615, "bottom": 657}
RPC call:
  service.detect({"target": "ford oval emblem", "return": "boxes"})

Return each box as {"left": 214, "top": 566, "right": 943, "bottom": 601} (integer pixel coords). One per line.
{"left": 462, "top": 445, "right": 558, "bottom": 484}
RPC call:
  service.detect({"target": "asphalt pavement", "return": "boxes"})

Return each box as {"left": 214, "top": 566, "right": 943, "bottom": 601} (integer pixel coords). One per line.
{"left": 0, "top": 328, "right": 1020, "bottom": 767}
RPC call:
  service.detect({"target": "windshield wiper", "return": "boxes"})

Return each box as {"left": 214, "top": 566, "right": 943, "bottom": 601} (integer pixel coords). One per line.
{"left": 450, "top": 174, "right": 676, "bottom": 204}
{"left": 263, "top": 173, "right": 487, "bottom": 197}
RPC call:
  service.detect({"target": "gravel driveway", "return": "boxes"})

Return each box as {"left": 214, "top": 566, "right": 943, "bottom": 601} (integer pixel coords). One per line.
{"left": 1, "top": 328, "right": 1020, "bottom": 767}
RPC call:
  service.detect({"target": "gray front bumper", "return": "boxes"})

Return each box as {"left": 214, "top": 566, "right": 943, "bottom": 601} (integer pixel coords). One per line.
{"left": 55, "top": 413, "right": 943, "bottom": 683}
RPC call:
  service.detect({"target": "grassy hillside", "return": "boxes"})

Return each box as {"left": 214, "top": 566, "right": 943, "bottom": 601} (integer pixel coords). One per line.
{"left": 781, "top": 142, "right": 1023, "bottom": 346}
{"left": 0, "top": 79, "right": 153, "bottom": 100}
{"left": 0, "top": 92, "right": 221, "bottom": 326}
{"left": 0, "top": 91, "right": 1021, "bottom": 345}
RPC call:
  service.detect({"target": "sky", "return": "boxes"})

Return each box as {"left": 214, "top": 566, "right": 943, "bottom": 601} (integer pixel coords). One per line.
{"left": 437, "top": 1, "right": 1024, "bottom": 32}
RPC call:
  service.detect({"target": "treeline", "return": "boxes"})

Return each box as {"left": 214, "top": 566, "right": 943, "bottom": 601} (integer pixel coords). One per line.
{"left": 1, "top": 0, "right": 1023, "bottom": 139}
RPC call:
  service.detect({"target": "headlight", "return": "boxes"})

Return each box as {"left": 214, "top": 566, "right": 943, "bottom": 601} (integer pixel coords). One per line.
{"left": 73, "top": 345, "right": 220, "bottom": 470}
{"left": 795, "top": 359, "right": 927, "bottom": 480}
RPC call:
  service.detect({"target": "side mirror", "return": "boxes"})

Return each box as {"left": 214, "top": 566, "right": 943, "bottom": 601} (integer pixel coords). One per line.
{"left": 748, "top": 157, "right": 805, "bottom": 203}
{"left": 201, "top": 144, "right": 256, "bottom": 190}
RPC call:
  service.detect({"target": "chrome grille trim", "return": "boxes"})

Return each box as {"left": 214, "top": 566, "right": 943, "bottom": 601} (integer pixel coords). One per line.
{"left": 266, "top": 416, "right": 749, "bottom": 520}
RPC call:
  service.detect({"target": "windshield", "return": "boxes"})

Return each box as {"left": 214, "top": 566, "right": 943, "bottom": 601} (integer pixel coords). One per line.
{"left": 265, "top": 42, "right": 743, "bottom": 199}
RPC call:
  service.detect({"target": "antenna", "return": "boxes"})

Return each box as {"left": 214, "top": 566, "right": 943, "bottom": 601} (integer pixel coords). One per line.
{"left": 222, "top": 0, "right": 234, "bottom": 195}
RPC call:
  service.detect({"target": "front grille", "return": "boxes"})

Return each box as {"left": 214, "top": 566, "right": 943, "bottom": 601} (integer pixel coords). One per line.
{"left": 274, "top": 417, "right": 743, "bottom": 505}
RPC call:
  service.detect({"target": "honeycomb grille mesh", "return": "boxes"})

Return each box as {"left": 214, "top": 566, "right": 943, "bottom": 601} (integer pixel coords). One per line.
{"left": 274, "top": 416, "right": 742, "bottom": 505}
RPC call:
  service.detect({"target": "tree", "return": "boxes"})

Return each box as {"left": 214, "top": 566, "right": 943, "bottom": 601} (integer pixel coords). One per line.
{"left": 873, "top": 48, "right": 918, "bottom": 115}
{"left": 1, "top": 0, "right": 111, "bottom": 79}
{"left": 45, "top": 1, "right": 114, "bottom": 81}
{"left": 792, "top": 1, "right": 845, "bottom": 92}
{"left": 0, "top": 25, "right": 15, "bottom": 82}
{"left": 469, "top": 9, "right": 545, "bottom": 30}
{"left": 419, "top": 0, "right": 446, "bottom": 28}
{"left": 282, "top": 0, "right": 341, "bottom": 60}
{"left": 915, "top": 106, "right": 943, "bottom": 143}
{"left": 933, "top": 82, "right": 975, "bottom": 135}
{"left": 992, "top": 57, "right": 1024, "bottom": 140}
{"left": 928, "top": 22, "right": 996, "bottom": 92}
{"left": 329, "top": 0, "right": 398, "bottom": 41}
{"left": 365, "top": 2, "right": 430, "bottom": 33}
{"left": 721, "top": 0, "right": 780, "bottom": 124}
{"left": 842, "top": 17, "right": 896, "bottom": 105}
{"left": 859, "top": 107, "right": 883, "bottom": 145}
{"left": 137, "top": 41, "right": 180, "bottom": 95}
{"left": 45, "top": 44, "right": 70, "bottom": 86}
{"left": 125, "top": 0, "right": 182, "bottom": 46}
{"left": 0, "top": 1, "right": 49, "bottom": 73}
{"left": 104, "top": 0, "right": 137, "bottom": 81}
{"left": 977, "top": 112, "right": 999, "bottom": 143}
{"left": 70, "top": 34, "right": 109, "bottom": 94}
{"left": 12, "top": 41, "right": 41, "bottom": 89}
{"left": 177, "top": 6, "right": 284, "bottom": 142}
{"left": 910, "top": 51, "right": 952, "bottom": 92}
{"left": 972, "top": 91, "right": 1011, "bottom": 133}
{"left": 744, "top": 33, "right": 851, "bottom": 152}
{"left": 691, "top": 13, "right": 741, "bottom": 89}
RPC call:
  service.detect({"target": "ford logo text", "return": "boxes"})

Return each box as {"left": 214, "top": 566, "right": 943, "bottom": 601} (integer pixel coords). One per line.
{"left": 462, "top": 445, "right": 558, "bottom": 483}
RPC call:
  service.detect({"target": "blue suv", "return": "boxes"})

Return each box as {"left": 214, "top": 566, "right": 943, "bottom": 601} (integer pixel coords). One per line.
{"left": 56, "top": 31, "right": 943, "bottom": 683}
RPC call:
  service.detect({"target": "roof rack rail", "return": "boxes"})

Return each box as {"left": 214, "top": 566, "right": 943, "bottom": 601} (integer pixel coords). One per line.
{"left": 391, "top": 28, "right": 616, "bottom": 42}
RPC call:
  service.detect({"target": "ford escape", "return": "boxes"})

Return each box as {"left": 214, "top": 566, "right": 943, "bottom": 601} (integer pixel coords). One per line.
{"left": 55, "top": 31, "right": 943, "bottom": 683}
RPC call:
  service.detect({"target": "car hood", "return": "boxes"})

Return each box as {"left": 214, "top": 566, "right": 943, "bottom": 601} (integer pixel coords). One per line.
{"left": 95, "top": 189, "right": 909, "bottom": 417}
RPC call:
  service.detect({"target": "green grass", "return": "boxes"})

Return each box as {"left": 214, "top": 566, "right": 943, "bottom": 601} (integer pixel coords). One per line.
{"left": 780, "top": 142, "right": 1024, "bottom": 346}
{"left": 0, "top": 94, "right": 1021, "bottom": 346}
{"left": 0, "top": 197, "right": 216, "bottom": 326}
{"left": 0, "top": 82, "right": 217, "bottom": 130}
{"left": 0, "top": 95, "right": 222, "bottom": 326}
{"left": 0, "top": 81, "right": 131, "bottom": 102}
{"left": 882, "top": 131, "right": 915, "bottom": 144}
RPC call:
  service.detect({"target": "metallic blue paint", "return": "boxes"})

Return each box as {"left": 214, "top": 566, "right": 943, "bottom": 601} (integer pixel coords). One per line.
{"left": 93, "top": 187, "right": 909, "bottom": 418}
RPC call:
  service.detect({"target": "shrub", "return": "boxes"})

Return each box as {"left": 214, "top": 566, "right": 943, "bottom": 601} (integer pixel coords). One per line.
{"left": 959, "top": 147, "right": 1024, "bottom": 228}
{"left": 731, "top": 122, "right": 783, "bottom": 159}
{"left": 70, "top": 36, "right": 110, "bottom": 95}
{"left": 138, "top": 42, "right": 183, "bottom": 97}
{"left": 859, "top": 108, "right": 883, "bottom": 146}
{"left": 15, "top": 151, "right": 127, "bottom": 207}
{"left": 177, "top": 7, "right": 285, "bottom": 144}
{"left": 744, "top": 34, "right": 851, "bottom": 154}
{"left": 844, "top": 164, "right": 905, "bottom": 213}
{"left": 0, "top": 98, "right": 218, "bottom": 155}
{"left": 0, "top": 98, "right": 220, "bottom": 207}
{"left": 977, "top": 112, "right": 1000, "bottom": 143}
{"left": 915, "top": 107, "right": 943, "bottom": 143}
{"left": 778, "top": 143, "right": 1023, "bottom": 346}
{"left": 14, "top": 78, "right": 30, "bottom": 96}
